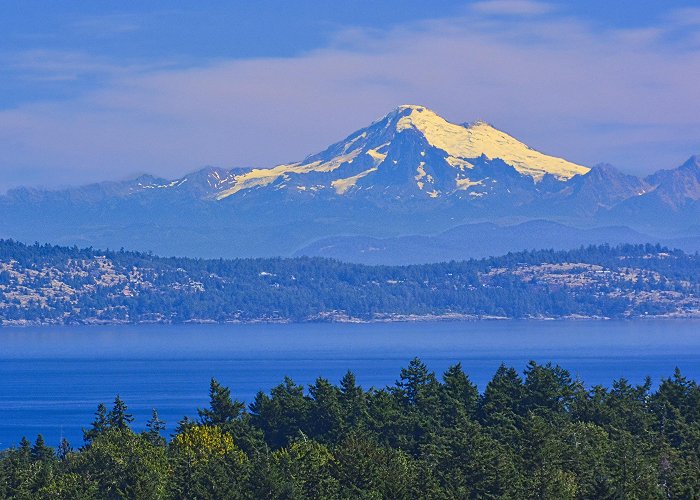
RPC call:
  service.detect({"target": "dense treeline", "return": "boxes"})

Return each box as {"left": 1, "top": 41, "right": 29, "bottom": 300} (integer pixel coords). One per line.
{"left": 1, "top": 239, "right": 699, "bottom": 323}
{"left": 2, "top": 359, "right": 700, "bottom": 498}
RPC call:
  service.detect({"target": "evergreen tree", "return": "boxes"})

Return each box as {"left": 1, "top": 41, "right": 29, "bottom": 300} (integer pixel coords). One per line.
{"left": 57, "top": 438, "right": 72, "bottom": 461}
{"left": 270, "top": 437, "right": 339, "bottom": 498}
{"left": 73, "top": 427, "right": 169, "bottom": 498}
{"left": 478, "top": 364, "right": 524, "bottom": 442}
{"left": 393, "top": 357, "right": 436, "bottom": 407}
{"left": 339, "top": 370, "right": 367, "bottom": 431}
{"left": 429, "top": 415, "right": 522, "bottom": 497}
{"left": 308, "top": 377, "right": 344, "bottom": 441}
{"left": 333, "top": 435, "right": 418, "bottom": 499}
{"left": 391, "top": 358, "right": 441, "bottom": 454}
{"left": 440, "top": 362, "right": 479, "bottom": 423}
{"left": 17, "top": 436, "right": 31, "bottom": 462}
{"left": 175, "top": 415, "right": 196, "bottom": 434}
{"left": 144, "top": 408, "right": 167, "bottom": 446}
{"left": 108, "top": 395, "right": 134, "bottom": 430}
{"left": 31, "top": 434, "right": 54, "bottom": 462}
{"left": 197, "top": 378, "right": 245, "bottom": 426}
{"left": 250, "top": 377, "right": 312, "bottom": 449}
{"left": 607, "top": 377, "right": 652, "bottom": 435}
{"left": 522, "top": 361, "right": 577, "bottom": 419}
{"left": 83, "top": 402, "right": 109, "bottom": 444}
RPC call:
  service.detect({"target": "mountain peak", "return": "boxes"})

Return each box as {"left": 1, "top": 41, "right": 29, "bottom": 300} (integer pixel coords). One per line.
{"left": 681, "top": 155, "right": 700, "bottom": 170}
{"left": 383, "top": 106, "right": 589, "bottom": 181}
{"left": 464, "top": 119, "right": 495, "bottom": 129}
{"left": 214, "top": 105, "right": 590, "bottom": 200}
{"left": 384, "top": 104, "right": 445, "bottom": 131}
{"left": 395, "top": 104, "right": 431, "bottom": 112}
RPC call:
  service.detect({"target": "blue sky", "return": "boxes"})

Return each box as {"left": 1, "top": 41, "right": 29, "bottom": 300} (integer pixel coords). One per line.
{"left": 1, "top": 1, "right": 700, "bottom": 189}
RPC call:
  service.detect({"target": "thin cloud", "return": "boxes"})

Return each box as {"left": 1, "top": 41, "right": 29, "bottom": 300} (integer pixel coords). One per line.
{"left": 70, "top": 13, "right": 142, "bottom": 36}
{"left": 470, "top": 0, "right": 555, "bottom": 16}
{"left": 667, "top": 7, "right": 700, "bottom": 27}
{"left": 3, "top": 50, "right": 129, "bottom": 83}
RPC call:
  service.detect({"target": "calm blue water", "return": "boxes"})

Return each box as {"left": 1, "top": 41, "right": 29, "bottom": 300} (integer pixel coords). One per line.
{"left": 1, "top": 320, "right": 700, "bottom": 448}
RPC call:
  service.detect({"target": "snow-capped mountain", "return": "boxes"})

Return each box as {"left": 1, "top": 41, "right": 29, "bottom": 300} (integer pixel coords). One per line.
{"left": 4, "top": 105, "right": 590, "bottom": 205}
{"left": 1, "top": 104, "right": 698, "bottom": 261}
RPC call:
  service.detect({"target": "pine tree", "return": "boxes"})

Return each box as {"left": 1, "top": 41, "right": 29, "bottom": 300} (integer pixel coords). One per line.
{"left": 308, "top": 377, "right": 343, "bottom": 440}
{"left": 83, "top": 402, "right": 108, "bottom": 444}
{"left": 57, "top": 438, "right": 72, "bottom": 461}
{"left": 440, "top": 363, "right": 479, "bottom": 423}
{"left": 18, "top": 436, "right": 31, "bottom": 462}
{"left": 108, "top": 395, "right": 134, "bottom": 430}
{"left": 31, "top": 434, "right": 54, "bottom": 462}
{"left": 250, "top": 377, "right": 312, "bottom": 449}
{"left": 522, "top": 361, "right": 576, "bottom": 419}
{"left": 198, "top": 378, "right": 245, "bottom": 426}
{"left": 144, "top": 408, "right": 167, "bottom": 446}
{"left": 478, "top": 364, "right": 524, "bottom": 443}
{"left": 393, "top": 357, "right": 437, "bottom": 407}
{"left": 339, "top": 371, "right": 366, "bottom": 430}
{"left": 175, "top": 415, "right": 196, "bottom": 434}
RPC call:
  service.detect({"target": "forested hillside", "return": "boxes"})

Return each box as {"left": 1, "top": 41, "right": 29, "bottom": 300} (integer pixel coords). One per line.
{"left": 1, "top": 239, "right": 699, "bottom": 324}
{"left": 2, "top": 360, "right": 699, "bottom": 498}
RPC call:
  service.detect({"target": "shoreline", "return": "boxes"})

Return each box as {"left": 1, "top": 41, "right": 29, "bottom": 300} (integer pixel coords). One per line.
{"left": 3, "top": 311, "right": 700, "bottom": 328}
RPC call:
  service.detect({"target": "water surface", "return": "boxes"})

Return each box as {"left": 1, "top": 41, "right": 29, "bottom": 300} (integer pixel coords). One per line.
{"left": 1, "top": 320, "right": 699, "bottom": 448}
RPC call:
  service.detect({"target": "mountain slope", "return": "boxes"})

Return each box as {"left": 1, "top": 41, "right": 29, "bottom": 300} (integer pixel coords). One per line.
{"left": 543, "top": 163, "right": 651, "bottom": 215}
{"left": 644, "top": 155, "right": 700, "bottom": 209}
{"left": 602, "top": 156, "right": 700, "bottom": 230}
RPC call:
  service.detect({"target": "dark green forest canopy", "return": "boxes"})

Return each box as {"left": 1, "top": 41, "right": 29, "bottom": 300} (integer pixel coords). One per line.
{"left": 1, "top": 239, "right": 699, "bottom": 323}
{"left": 2, "top": 360, "right": 700, "bottom": 498}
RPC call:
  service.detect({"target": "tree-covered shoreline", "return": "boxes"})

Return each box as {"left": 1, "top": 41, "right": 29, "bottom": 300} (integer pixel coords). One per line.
{"left": 1, "top": 239, "right": 699, "bottom": 325}
{"left": 2, "top": 360, "right": 699, "bottom": 498}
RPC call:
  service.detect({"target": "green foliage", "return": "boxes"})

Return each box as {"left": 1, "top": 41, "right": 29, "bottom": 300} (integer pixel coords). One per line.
{"left": 169, "top": 425, "right": 249, "bottom": 499}
{"left": 72, "top": 428, "right": 169, "bottom": 499}
{"left": 250, "top": 377, "right": 313, "bottom": 449}
{"left": 270, "top": 437, "right": 339, "bottom": 498}
{"left": 83, "top": 397, "right": 135, "bottom": 445}
{"left": 2, "top": 359, "right": 700, "bottom": 498}
{"left": 332, "top": 435, "right": 418, "bottom": 499}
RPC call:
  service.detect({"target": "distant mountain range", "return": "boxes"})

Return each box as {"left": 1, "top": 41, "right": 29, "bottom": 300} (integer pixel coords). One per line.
{"left": 295, "top": 220, "right": 700, "bottom": 265}
{"left": 1, "top": 105, "right": 699, "bottom": 262}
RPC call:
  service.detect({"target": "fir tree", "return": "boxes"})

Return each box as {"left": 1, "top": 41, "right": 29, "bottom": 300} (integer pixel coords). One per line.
{"left": 18, "top": 436, "right": 31, "bottom": 462}
{"left": 57, "top": 438, "right": 72, "bottom": 461}
{"left": 144, "top": 408, "right": 167, "bottom": 446}
{"left": 83, "top": 402, "right": 108, "bottom": 444}
{"left": 31, "top": 434, "right": 54, "bottom": 461}
{"left": 175, "top": 415, "right": 196, "bottom": 434}
{"left": 440, "top": 362, "right": 479, "bottom": 422}
{"left": 108, "top": 395, "right": 134, "bottom": 430}
{"left": 198, "top": 378, "right": 245, "bottom": 426}
{"left": 394, "top": 357, "right": 437, "bottom": 407}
